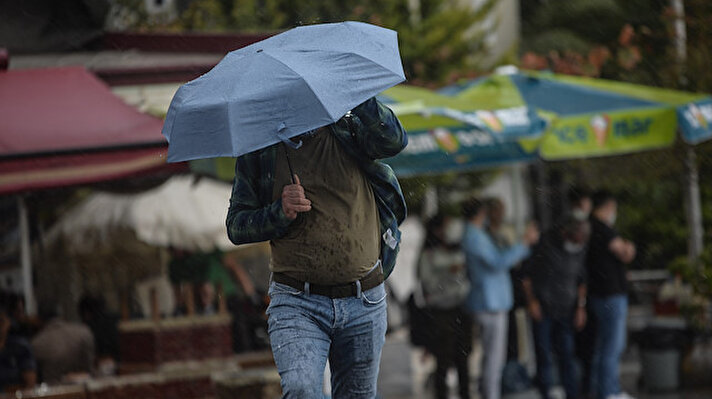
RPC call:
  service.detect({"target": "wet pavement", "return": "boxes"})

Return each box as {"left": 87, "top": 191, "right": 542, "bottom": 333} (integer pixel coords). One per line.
{"left": 377, "top": 327, "right": 712, "bottom": 399}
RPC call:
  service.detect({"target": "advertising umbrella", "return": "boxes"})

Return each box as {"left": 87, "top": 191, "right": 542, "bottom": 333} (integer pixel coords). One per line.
{"left": 377, "top": 85, "right": 546, "bottom": 177}
{"left": 447, "top": 70, "right": 712, "bottom": 159}
{"left": 162, "top": 21, "right": 405, "bottom": 162}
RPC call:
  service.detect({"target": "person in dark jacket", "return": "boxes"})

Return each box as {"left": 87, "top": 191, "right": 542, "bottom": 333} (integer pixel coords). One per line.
{"left": 522, "top": 216, "right": 590, "bottom": 399}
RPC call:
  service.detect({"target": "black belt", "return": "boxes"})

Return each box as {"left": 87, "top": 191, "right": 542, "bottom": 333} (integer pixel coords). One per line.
{"left": 272, "top": 262, "right": 383, "bottom": 299}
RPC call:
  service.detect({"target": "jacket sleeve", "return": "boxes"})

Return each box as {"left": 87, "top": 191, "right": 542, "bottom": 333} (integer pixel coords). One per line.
{"left": 464, "top": 229, "right": 530, "bottom": 272}
{"left": 347, "top": 97, "right": 407, "bottom": 159}
{"left": 226, "top": 154, "right": 293, "bottom": 245}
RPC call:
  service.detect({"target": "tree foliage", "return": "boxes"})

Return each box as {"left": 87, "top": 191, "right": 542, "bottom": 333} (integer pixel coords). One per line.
{"left": 110, "top": 0, "right": 497, "bottom": 85}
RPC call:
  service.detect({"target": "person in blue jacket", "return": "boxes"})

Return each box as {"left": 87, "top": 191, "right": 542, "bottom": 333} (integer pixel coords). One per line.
{"left": 461, "top": 197, "right": 539, "bottom": 399}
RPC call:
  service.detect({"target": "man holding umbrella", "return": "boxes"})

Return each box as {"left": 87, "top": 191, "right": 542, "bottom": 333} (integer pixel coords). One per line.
{"left": 226, "top": 97, "right": 407, "bottom": 397}
{"left": 162, "top": 22, "right": 408, "bottom": 397}
{"left": 226, "top": 30, "right": 409, "bottom": 399}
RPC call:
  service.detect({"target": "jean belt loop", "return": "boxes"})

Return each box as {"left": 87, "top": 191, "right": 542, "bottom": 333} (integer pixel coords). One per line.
{"left": 304, "top": 281, "right": 310, "bottom": 296}
{"left": 355, "top": 280, "right": 362, "bottom": 299}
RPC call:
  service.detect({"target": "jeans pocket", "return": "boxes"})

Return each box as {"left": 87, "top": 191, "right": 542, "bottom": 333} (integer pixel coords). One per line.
{"left": 268, "top": 281, "right": 304, "bottom": 297}
{"left": 361, "top": 283, "right": 387, "bottom": 306}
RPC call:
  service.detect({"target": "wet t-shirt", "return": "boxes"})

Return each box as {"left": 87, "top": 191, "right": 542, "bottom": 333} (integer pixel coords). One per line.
{"left": 270, "top": 128, "right": 380, "bottom": 284}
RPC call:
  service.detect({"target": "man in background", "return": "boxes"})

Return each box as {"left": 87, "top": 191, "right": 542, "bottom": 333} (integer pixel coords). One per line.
{"left": 0, "top": 304, "right": 36, "bottom": 392}
{"left": 523, "top": 216, "right": 589, "bottom": 399}
{"left": 586, "top": 191, "right": 636, "bottom": 399}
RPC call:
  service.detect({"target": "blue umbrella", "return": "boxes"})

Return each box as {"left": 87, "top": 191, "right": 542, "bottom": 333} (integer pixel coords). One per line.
{"left": 162, "top": 21, "right": 406, "bottom": 163}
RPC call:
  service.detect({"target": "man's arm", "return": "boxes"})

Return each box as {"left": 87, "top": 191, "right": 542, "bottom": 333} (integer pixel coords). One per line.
{"left": 348, "top": 98, "right": 407, "bottom": 159}
{"left": 226, "top": 155, "right": 294, "bottom": 245}
{"left": 609, "top": 237, "right": 636, "bottom": 264}
{"left": 521, "top": 277, "right": 542, "bottom": 321}
{"left": 464, "top": 230, "right": 530, "bottom": 272}
{"left": 575, "top": 283, "right": 587, "bottom": 330}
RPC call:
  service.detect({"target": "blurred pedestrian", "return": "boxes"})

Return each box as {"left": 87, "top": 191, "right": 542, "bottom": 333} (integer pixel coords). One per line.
{"left": 226, "top": 97, "right": 407, "bottom": 398}
{"left": 0, "top": 304, "right": 36, "bottom": 392}
{"left": 586, "top": 191, "right": 636, "bottom": 399}
{"left": 522, "top": 215, "right": 590, "bottom": 399}
{"left": 78, "top": 294, "right": 119, "bottom": 376}
{"left": 565, "top": 187, "right": 596, "bottom": 395}
{"left": 461, "top": 197, "right": 539, "bottom": 399}
{"left": 31, "top": 302, "right": 94, "bottom": 384}
{"left": 418, "top": 213, "right": 472, "bottom": 399}
{"left": 485, "top": 197, "right": 526, "bottom": 366}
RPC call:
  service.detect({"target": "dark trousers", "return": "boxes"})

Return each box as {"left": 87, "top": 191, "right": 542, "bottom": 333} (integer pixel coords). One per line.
{"left": 532, "top": 315, "right": 579, "bottom": 399}
{"left": 430, "top": 307, "right": 473, "bottom": 399}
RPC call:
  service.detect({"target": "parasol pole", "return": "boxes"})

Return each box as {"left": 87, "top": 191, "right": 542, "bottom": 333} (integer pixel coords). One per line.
{"left": 670, "top": 0, "right": 704, "bottom": 267}
{"left": 684, "top": 145, "right": 704, "bottom": 266}
{"left": 17, "top": 196, "right": 36, "bottom": 315}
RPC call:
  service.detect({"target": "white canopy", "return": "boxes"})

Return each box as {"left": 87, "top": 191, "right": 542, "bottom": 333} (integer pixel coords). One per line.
{"left": 47, "top": 175, "right": 236, "bottom": 252}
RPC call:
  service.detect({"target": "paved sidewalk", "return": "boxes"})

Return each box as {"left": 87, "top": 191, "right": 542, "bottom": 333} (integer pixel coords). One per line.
{"left": 377, "top": 327, "right": 712, "bottom": 399}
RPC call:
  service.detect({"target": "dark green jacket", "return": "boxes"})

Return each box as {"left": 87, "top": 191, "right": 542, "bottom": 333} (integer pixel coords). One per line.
{"left": 226, "top": 98, "right": 407, "bottom": 277}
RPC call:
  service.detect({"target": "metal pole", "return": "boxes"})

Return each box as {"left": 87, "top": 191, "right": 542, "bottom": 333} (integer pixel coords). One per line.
{"left": 17, "top": 196, "right": 36, "bottom": 315}
{"left": 669, "top": 0, "right": 704, "bottom": 266}
{"left": 510, "top": 163, "right": 526, "bottom": 237}
{"left": 533, "top": 161, "right": 551, "bottom": 231}
{"left": 684, "top": 146, "right": 704, "bottom": 265}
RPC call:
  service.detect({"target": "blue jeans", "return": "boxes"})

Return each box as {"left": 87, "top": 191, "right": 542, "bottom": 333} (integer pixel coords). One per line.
{"left": 589, "top": 295, "right": 628, "bottom": 399}
{"left": 532, "top": 315, "right": 578, "bottom": 399}
{"left": 266, "top": 280, "right": 388, "bottom": 399}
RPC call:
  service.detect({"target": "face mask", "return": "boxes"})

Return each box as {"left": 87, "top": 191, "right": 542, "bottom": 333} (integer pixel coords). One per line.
{"left": 607, "top": 211, "right": 617, "bottom": 226}
{"left": 564, "top": 241, "right": 585, "bottom": 253}
{"left": 572, "top": 208, "right": 589, "bottom": 221}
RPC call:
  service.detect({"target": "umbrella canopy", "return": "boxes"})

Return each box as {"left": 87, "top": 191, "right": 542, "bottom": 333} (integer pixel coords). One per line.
{"left": 184, "top": 84, "right": 548, "bottom": 179}
{"left": 447, "top": 70, "right": 712, "bottom": 160}
{"left": 162, "top": 21, "right": 406, "bottom": 162}
{"left": 46, "top": 175, "right": 236, "bottom": 252}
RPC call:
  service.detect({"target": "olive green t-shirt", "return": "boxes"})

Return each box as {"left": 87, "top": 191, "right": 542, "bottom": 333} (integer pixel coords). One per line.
{"left": 270, "top": 128, "right": 380, "bottom": 284}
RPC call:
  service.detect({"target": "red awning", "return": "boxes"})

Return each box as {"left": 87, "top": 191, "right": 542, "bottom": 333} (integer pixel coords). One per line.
{"left": 0, "top": 66, "right": 184, "bottom": 194}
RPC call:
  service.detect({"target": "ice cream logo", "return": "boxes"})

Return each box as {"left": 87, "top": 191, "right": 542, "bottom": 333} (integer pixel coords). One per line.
{"left": 430, "top": 128, "right": 460, "bottom": 153}
{"left": 688, "top": 104, "right": 708, "bottom": 129}
{"left": 589, "top": 114, "right": 611, "bottom": 147}
{"left": 475, "top": 110, "right": 504, "bottom": 132}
